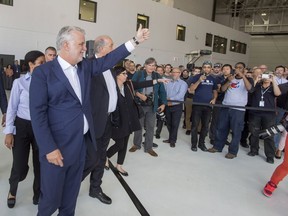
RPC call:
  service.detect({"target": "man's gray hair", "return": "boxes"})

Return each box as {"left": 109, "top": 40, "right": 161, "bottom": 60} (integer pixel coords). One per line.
{"left": 93, "top": 37, "right": 106, "bottom": 54}
{"left": 56, "top": 26, "right": 85, "bottom": 50}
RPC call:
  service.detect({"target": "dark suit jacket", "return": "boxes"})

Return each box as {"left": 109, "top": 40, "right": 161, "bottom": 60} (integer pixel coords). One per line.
{"left": 90, "top": 68, "right": 116, "bottom": 139}
{"left": 0, "top": 69, "right": 7, "bottom": 114}
{"left": 30, "top": 44, "right": 130, "bottom": 165}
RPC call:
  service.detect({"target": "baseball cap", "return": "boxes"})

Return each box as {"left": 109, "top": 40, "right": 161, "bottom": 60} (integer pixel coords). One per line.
{"left": 202, "top": 61, "right": 212, "bottom": 67}
{"left": 214, "top": 63, "right": 222, "bottom": 68}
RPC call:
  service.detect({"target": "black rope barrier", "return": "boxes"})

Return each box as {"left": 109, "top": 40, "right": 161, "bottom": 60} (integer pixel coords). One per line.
{"left": 108, "top": 160, "right": 150, "bottom": 216}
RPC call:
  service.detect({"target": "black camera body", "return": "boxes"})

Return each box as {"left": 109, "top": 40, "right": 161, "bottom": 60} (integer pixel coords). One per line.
{"left": 135, "top": 92, "right": 154, "bottom": 106}
{"left": 230, "top": 69, "right": 235, "bottom": 76}
{"left": 156, "top": 110, "right": 166, "bottom": 122}
{"left": 259, "top": 114, "right": 288, "bottom": 139}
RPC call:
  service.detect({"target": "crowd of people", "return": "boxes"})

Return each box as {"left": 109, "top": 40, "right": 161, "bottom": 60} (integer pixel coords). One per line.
{"left": 1, "top": 24, "right": 288, "bottom": 215}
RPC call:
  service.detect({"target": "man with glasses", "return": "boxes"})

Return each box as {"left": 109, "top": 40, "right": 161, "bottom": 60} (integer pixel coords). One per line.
{"left": 208, "top": 62, "right": 254, "bottom": 159}
{"left": 187, "top": 61, "right": 218, "bottom": 152}
{"left": 129, "top": 57, "right": 167, "bottom": 157}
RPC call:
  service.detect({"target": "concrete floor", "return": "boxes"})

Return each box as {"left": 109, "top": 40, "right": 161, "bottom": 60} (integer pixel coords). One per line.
{"left": 0, "top": 115, "right": 287, "bottom": 216}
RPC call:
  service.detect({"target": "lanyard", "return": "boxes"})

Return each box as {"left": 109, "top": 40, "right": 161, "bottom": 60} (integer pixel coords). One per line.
{"left": 260, "top": 86, "right": 270, "bottom": 100}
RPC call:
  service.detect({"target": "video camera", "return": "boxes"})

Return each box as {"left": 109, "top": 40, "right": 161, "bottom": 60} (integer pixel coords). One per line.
{"left": 259, "top": 114, "right": 288, "bottom": 139}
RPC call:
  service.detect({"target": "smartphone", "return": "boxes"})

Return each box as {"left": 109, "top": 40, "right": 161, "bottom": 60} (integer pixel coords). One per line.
{"left": 261, "top": 74, "right": 270, "bottom": 79}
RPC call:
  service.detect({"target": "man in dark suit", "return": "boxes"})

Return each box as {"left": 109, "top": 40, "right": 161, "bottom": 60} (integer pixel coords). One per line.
{"left": 0, "top": 67, "right": 8, "bottom": 125}
{"left": 30, "top": 25, "right": 149, "bottom": 216}
{"left": 87, "top": 35, "right": 116, "bottom": 204}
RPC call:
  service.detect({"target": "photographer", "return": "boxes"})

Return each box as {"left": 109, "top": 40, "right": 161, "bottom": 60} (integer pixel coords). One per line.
{"left": 247, "top": 71, "right": 281, "bottom": 163}
{"left": 129, "top": 57, "right": 167, "bottom": 157}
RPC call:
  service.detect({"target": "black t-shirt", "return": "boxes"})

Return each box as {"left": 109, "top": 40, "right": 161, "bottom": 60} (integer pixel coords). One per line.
{"left": 250, "top": 83, "right": 276, "bottom": 115}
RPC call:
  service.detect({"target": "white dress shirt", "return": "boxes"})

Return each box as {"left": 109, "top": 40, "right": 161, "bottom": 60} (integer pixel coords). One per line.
{"left": 58, "top": 56, "right": 89, "bottom": 134}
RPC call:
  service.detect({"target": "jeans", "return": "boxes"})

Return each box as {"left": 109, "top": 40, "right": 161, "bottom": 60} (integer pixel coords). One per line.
{"left": 214, "top": 108, "right": 245, "bottom": 155}
{"left": 191, "top": 105, "right": 212, "bottom": 147}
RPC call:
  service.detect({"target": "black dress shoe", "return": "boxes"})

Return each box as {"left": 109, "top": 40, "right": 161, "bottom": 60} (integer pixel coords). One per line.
{"left": 152, "top": 143, "right": 158, "bottom": 148}
{"left": 185, "top": 130, "right": 191, "bottom": 135}
{"left": 240, "top": 142, "right": 249, "bottom": 148}
{"left": 155, "top": 134, "right": 160, "bottom": 139}
{"left": 90, "top": 191, "right": 112, "bottom": 204}
{"left": 117, "top": 169, "right": 129, "bottom": 177}
{"left": 266, "top": 157, "right": 274, "bottom": 164}
{"left": 163, "top": 139, "right": 170, "bottom": 143}
{"left": 247, "top": 151, "right": 258, "bottom": 156}
{"left": 170, "top": 142, "right": 175, "bottom": 148}
{"left": 198, "top": 145, "right": 208, "bottom": 152}
{"left": 191, "top": 146, "right": 197, "bottom": 152}
{"left": 7, "top": 196, "right": 16, "bottom": 208}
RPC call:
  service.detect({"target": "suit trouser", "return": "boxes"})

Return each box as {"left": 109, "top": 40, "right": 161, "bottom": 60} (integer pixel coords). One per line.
{"left": 9, "top": 117, "right": 40, "bottom": 199}
{"left": 37, "top": 135, "right": 87, "bottom": 216}
{"left": 165, "top": 104, "right": 183, "bottom": 143}
{"left": 89, "top": 117, "right": 112, "bottom": 194}
{"left": 133, "top": 105, "right": 155, "bottom": 151}
{"left": 107, "top": 135, "right": 130, "bottom": 165}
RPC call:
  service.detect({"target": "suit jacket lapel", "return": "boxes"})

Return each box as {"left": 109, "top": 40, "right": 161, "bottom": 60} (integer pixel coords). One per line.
{"left": 52, "top": 60, "right": 80, "bottom": 102}
{"left": 77, "top": 62, "right": 85, "bottom": 103}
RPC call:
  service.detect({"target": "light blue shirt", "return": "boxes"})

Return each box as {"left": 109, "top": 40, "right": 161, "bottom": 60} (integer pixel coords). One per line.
{"left": 4, "top": 73, "right": 32, "bottom": 134}
{"left": 164, "top": 78, "right": 188, "bottom": 105}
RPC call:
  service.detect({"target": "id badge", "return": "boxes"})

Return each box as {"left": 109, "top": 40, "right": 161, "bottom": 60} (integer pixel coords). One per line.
{"left": 259, "top": 100, "right": 265, "bottom": 107}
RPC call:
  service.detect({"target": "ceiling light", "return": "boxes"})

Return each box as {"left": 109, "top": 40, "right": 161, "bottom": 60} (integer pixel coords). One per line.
{"left": 261, "top": 13, "right": 267, "bottom": 16}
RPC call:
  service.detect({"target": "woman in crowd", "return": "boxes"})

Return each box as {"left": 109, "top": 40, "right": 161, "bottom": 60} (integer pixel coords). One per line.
{"left": 106, "top": 66, "right": 168, "bottom": 176}
{"left": 4, "top": 50, "right": 45, "bottom": 208}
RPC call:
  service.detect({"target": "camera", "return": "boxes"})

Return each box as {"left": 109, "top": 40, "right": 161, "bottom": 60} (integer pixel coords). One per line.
{"left": 259, "top": 114, "right": 288, "bottom": 139}
{"left": 135, "top": 92, "right": 154, "bottom": 106}
{"left": 156, "top": 110, "right": 166, "bottom": 122}
{"left": 230, "top": 69, "right": 235, "bottom": 76}
{"left": 261, "top": 74, "right": 270, "bottom": 79}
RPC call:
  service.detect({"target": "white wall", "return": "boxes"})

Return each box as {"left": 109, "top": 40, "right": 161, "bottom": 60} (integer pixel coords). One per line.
{"left": 0, "top": 0, "right": 250, "bottom": 67}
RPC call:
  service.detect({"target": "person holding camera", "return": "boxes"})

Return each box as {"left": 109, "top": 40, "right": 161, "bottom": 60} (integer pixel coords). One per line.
{"left": 162, "top": 68, "right": 188, "bottom": 147}
{"left": 129, "top": 57, "right": 167, "bottom": 157}
{"left": 247, "top": 70, "right": 281, "bottom": 163}
{"left": 208, "top": 62, "right": 254, "bottom": 159}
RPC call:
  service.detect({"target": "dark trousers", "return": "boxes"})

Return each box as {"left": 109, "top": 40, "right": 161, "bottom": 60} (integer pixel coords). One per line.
{"left": 249, "top": 113, "right": 276, "bottom": 158}
{"left": 107, "top": 135, "right": 130, "bottom": 165}
{"left": 191, "top": 105, "right": 212, "bottom": 147}
{"left": 209, "top": 101, "right": 221, "bottom": 142}
{"left": 89, "top": 118, "right": 112, "bottom": 194}
{"left": 9, "top": 117, "right": 40, "bottom": 199}
{"left": 240, "top": 110, "right": 250, "bottom": 144}
{"left": 214, "top": 108, "right": 245, "bottom": 155}
{"left": 165, "top": 104, "right": 183, "bottom": 143}
{"left": 37, "top": 137, "right": 87, "bottom": 216}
